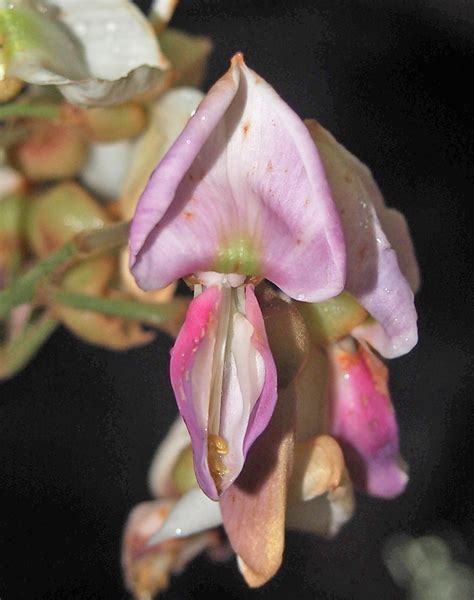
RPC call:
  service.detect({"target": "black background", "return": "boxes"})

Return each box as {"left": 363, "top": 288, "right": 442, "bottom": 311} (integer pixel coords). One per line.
{"left": 1, "top": 1, "right": 473, "bottom": 598}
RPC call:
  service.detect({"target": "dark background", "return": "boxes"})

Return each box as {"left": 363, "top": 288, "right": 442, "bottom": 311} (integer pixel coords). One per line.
{"left": 1, "top": 1, "right": 473, "bottom": 598}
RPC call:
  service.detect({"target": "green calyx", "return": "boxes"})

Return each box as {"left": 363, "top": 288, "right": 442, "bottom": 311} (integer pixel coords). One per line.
{"left": 297, "top": 291, "right": 369, "bottom": 346}
{"left": 215, "top": 238, "right": 259, "bottom": 276}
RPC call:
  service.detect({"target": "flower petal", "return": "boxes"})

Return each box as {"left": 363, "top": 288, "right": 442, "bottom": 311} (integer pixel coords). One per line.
{"left": 220, "top": 380, "right": 296, "bottom": 588}
{"left": 148, "top": 416, "right": 194, "bottom": 498}
{"left": 3, "top": 0, "right": 170, "bottom": 105}
{"left": 122, "top": 498, "right": 221, "bottom": 599}
{"left": 286, "top": 467, "right": 355, "bottom": 538}
{"left": 307, "top": 120, "right": 418, "bottom": 358}
{"left": 130, "top": 54, "right": 345, "bottom": 301}
{"left": 147, "top": 488, "right": 223, "bottom": 546}
{"left": 120, "top": 87, "right": 204, "bottom": 219}
{"left": 81, "top": 140, "right": 132, "bottom": 199}
{"left": 170, "top": 284, "right": 277, "bottom": 499}
{"left": 327, "top": 338, "right": 409, "bottom": 498}
{"left": 289, "top": 435, "right": 345, "bottom": 503}
{"left": 332, "top": 133, "right": 420, "bottom": 293}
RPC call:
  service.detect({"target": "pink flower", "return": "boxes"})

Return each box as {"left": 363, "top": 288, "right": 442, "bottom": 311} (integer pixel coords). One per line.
{"left": 129, "top": 54, "right": 346, "bottom": 499}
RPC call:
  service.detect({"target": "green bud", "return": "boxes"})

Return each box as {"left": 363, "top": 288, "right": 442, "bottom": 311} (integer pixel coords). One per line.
{"left": 297, "top": 291, "right": 368, "bottom": 346}
{"left": 11, "top": 122, "right": 87, "bottom": 181}
{"left": 72, "top": 103, "right": 148, "bottom": 143}
{"left": 26, "top": 181, "right": 109, "bottom": 257}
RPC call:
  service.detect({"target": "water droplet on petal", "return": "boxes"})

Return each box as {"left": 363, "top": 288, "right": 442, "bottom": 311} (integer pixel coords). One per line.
{"left": 384, "top": 287, "right": 391, "bottom": 294}
{"left": 297, "top": 294, "right": 306, "bottom": 301}
{"left": 175, "top": 528, "right": 183, "bottom": 537}
{"left": 185, "top": 139, "right": 191, "bottom": 145}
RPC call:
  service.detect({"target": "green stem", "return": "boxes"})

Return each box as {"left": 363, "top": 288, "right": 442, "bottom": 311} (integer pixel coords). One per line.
{"left": 0, "top": 314, "right": 58, "bottom": 381}
{"left": 0, "top": 102, "right": 61, "bottom": 120}
{"left": 51, "top": 288, "right": 185, "bottom": 328}
{"left": 0, "top": 221, "right": 130, "bottom": 318}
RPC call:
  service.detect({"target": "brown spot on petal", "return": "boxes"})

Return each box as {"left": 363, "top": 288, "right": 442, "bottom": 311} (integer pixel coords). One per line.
{"left": 183, "top": 211, "right": 194, "bottom": 220}
{"left": 266, "top": 160, "right": 273, "bottom": 172}
{"left": 242, "top": 121, "right": 251, "bottom": 136}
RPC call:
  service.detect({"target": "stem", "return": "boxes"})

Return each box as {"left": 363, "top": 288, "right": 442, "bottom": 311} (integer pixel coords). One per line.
{"left": 0, "top": 314, "right": 58, "bottom": 381}
{"left": 0, "top": 242, "right": 76, "bottom": 317}
{"left": 0, "top": 221, "right": 130, "bottom": 318}
{"left": 51, "top": 288, "right": 186, "bottom": 328}
{"left": 0, "top": 102, "right": 61, "bottom": 120}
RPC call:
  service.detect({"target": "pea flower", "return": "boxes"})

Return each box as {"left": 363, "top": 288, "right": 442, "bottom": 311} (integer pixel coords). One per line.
{"left": 129, "top": 53, "right": 346, "bottom": 500}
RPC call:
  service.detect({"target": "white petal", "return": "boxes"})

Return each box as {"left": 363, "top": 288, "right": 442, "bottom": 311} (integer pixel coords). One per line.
{"left": 3, "top": 0, "right": 169, "bottom": 105}
{"left": 80, "top": 141, "right": 132, "bottom": 199}
{"left": 147, "top": 488, "right": 222, "bottom": 546}
{"left": 147, "top": 416, "right": 191, "bottom": 497}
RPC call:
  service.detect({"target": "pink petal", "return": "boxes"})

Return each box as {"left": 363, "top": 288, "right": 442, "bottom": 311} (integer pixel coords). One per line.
{"left": 307, "top": 120, "right": 418, "bottom": 358}
{"left": 170, "top": 284, "right": 277, "bottom": 500}
{"left": 334, "top": 138, "right": 420, "bottom": 293}
{"left": 327, "top": 339, "right": 408, "bottom": 498}
{"left": 130, "top": 54, "right": 345, "bottom": 302}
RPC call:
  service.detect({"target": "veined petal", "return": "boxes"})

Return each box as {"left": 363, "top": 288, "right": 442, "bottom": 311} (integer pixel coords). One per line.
{"left": 2, "top": 0, "right": 170, "bottom": 105}
{"left": 170, "top": 283, "right": 277, "bottom": 500}
{"left": 307, "top": 120, "right": 418, "bottom": 358}
{"left": 130, "top": 54, "right": 345, "bottom": 301}
{"left": 327, "top": 338, "right": 408, "bottom": 498}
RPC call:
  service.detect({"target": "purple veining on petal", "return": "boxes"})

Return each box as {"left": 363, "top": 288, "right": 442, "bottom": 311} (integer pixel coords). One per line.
{"left": 307, "top": 120, "right": 417, "bottom": 358}
{"left": 129, "top": 54, "right": 345, "bottom": 302}
{"left": 327, "top": 339, "right": 408, "bottom": 499}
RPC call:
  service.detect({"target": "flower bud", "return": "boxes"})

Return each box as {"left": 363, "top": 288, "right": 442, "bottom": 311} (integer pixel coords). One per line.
{"left": 0, "top": 76, "right": 24, "bottom": 102}
{"left": 26, "top": 181, "right": 109, "bottom": 257}
{"left": 64, "top": 103, "right": 148, "bottom": 143}
{"left": 11, "top": 122, "right": 87, "bottom": 181}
